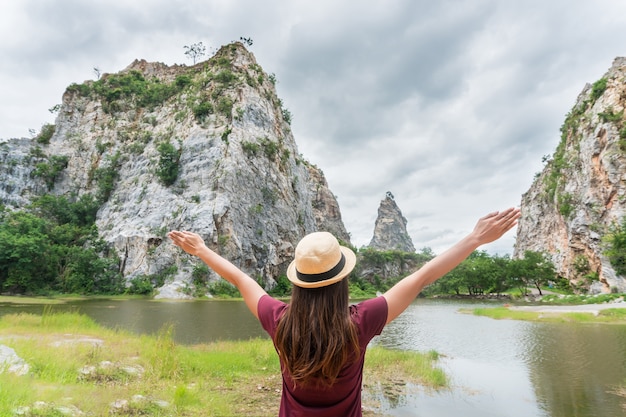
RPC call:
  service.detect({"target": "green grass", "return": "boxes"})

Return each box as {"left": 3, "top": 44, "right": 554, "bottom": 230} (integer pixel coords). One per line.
{"left": 469, "top": 307, "right": 626, "bottom": 324}
{"left": 0, "top": 311, "right": 446, "bottom": 416}
{"left": 364, "top": 347, "right": 447, "bottom": 388}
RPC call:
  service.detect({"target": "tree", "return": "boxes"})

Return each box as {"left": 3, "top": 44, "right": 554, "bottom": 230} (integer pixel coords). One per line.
{"left": 184, "top": 42, "right": 206, "bottom": 64}
{"left": 507, "top": 251, "right": 556, "bottom": 296}
{"left": 239, "top": 37, "right": 253, "bottom": 47}
{"left": 156, "top": 141, "right": 182, "bottom": 186}
{"left": 0, "top": 195, "right": 122, "bottom": 295}
{"left": 604, "top": 217, "right": 626, "bottom": 276}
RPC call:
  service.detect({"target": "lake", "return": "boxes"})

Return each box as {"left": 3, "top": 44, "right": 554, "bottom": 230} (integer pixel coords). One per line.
{"left": 1, "top": 298, "right": 625, "bottom": 417}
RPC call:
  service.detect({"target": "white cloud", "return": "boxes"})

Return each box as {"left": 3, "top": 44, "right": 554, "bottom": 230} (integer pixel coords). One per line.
{"left": 2, "top": 0, "right": 626, "bottom": 255}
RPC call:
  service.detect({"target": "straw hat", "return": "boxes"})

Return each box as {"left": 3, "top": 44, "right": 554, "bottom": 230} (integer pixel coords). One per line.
{"left": 286, "top": 232, "right": 356, "bottom": 288}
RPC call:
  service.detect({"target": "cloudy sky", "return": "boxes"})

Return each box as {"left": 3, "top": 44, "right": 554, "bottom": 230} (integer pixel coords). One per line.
{"left": 2, "top": 0, "right": 626, "bottom": 255}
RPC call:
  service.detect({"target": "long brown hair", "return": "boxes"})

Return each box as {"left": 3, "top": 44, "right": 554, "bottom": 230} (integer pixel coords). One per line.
{"left": 274, "top": 278, "right": 360, "bottom": 387}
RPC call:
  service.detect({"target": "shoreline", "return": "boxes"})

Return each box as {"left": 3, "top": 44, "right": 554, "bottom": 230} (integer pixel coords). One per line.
{"left": 509, "top": 301, "right": 626, "bottom": 316}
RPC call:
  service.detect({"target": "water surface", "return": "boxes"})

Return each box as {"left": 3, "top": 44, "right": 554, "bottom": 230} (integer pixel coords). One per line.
{"left": 1, "top": 297, "right": 624, "bottom": 416}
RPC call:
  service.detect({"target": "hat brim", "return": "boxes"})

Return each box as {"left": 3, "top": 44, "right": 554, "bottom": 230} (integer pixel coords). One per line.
{"left": 286, "top": 246, "right": 356, "bottom": 289}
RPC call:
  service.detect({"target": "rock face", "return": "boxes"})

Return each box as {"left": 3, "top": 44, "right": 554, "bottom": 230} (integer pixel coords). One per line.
{"left": 0, "top": 42, "right": 348, "bottom": 298}
{"left": 306, "top": 164, "right": 351, "bottom": 244}
{"left": 368, "top": 192, "right": 415, "bottom": 252}
{"left": 515, "top": 57, "right": 626, "bottom": 293}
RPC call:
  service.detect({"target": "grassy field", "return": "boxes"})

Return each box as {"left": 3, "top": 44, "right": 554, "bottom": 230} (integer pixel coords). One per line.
{"left": 0, "top": 311, "right": 447, "bottom": 416}
{"left": 467, "top": 306, "right": 626, "bottom": 324}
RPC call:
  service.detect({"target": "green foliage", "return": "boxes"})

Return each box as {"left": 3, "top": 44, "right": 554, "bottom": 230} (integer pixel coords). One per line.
{"left": 258, "top": 136, "right": 279, "bottom": 159}
{"left": 507, "top": 251, "right": 556, "bottom": 296}
{"left": 215, "top": 70, "right": 236, "bottom": 86}
{"left": 93, "top": 151, "right": 122, "bottom": 202}
{"left": 127, "top": 265, "right": 177, "bottom": 295}
{"left": 425, "top": 250, "right": 557, "bottom": 297}
{"left": 598, "top": 107, "right": 624, "bottom": 123}
{"left": 0, "top": 194, "right": 122, "bottom": 295}
{"left": 216, "top": 96, "right": 234, "bottom": 118}
{"left": 191, "top": 264, "right": 210, "bottom": 296}
{"left": 241, "top": 141, "right": 259, "bottom": 157}
{"left": 32, "top": 155, "right": 69, "bottom": 190}
{"left": 604, "top": 217, "right": 626, "bottom": 276}
{"left": 207, "top": 280, "right": 241, "bottom": 298}
{"left": 175, "top": 74, "right": 193, "bottom": 89}
{"left": 221, "top": 126, "right": 232, "bottom": 144}
{"left": 69, "top": 70, "right": 188, "bottom": 114}
{"left": 184, "top": 42, "right": 206, "bottom": 64}
{"left": 590, "top": 77, "right": 608, "bottom": 102}
{"left": 557, "top": 192, "right": 575, "bottom": 218}
{"left": 192, "top": 100, "right": 213, "bottom": 121}
{"left": 156, "top": 141, "right": 182, "bottom": 186}
{"left": 127, "top": 275, "right": 154, "bottom": 295}
{"left": 35, "top": 123, "right": 55, "bottom": 144}
{"left": 268, "top": 275, "right": 291, "bottom": 297}
{"left": 281, "top": 107, "right": 292, "bottom": 125}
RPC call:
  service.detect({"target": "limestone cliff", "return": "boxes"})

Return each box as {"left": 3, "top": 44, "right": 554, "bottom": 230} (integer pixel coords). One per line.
{"left": 0, "top": 42, "right": 348, "bottom": 298}
{"left": 515, "top": 57, "right": 626, "bottom": 293}
{"left": 306, "top": 164, "right": 351, "bottom": 244}
{"left": 368, "top": 192, "right": 415, "bottom": 252}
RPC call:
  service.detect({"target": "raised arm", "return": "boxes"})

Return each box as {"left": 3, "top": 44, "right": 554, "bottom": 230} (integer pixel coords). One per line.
{"left": 168, "top": 231, "right": 267, "bottom": 318}
{"left": 382, "top": 208, "right": 521, "bottom": 324}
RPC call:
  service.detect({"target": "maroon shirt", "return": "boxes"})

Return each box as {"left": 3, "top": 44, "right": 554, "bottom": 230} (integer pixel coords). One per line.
{"left": 258, "top": 295, "right": 388, "bottom": 417}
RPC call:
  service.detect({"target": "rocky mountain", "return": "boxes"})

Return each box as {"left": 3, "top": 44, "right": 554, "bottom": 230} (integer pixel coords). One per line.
{"left": 515, "top": 57, "right": 626, "bottom": 293}
{"left": 368, "top": 192, "right": 415, "bottom": 252}
{"left": 0, "top": 42, "right": 349, "bottom": 298}
{"left": 306, "top": 164, "right": 351, "bottom": 244}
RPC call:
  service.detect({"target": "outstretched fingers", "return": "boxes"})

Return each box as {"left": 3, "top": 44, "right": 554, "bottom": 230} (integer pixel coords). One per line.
{"left": 497, "top": 208, "right": 521, "bottom": 231}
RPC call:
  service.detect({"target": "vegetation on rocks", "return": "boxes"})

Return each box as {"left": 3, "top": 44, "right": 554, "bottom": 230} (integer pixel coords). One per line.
{"left": 604, "top": 217, "right": 626, "bottom": 276}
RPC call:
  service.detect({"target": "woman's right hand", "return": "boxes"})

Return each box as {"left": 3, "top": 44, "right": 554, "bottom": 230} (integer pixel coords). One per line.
{"left": 470, "top": 208, "right": 521, "bottom": 245}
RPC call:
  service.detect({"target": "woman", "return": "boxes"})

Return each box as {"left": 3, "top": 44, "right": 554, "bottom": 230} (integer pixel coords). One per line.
{"left": 168, "top": 207, "right": 521, "bottom": 416}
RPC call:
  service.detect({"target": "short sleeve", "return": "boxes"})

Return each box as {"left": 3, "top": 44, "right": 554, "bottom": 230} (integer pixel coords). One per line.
{"left": 350, "top": 296, "right": 388, "bottom": 345}
{"left": 257, "top": 294, "right": 288, "bottom": 338}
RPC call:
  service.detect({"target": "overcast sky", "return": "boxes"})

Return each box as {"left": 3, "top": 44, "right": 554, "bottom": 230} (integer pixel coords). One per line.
{"left": 2, "top": 0, "right": 626, "bottom": 255}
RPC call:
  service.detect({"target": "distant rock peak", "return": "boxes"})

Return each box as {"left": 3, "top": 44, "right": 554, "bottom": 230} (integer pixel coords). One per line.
{"left": 368, "top": 193, "right": 415, "bottom": 252}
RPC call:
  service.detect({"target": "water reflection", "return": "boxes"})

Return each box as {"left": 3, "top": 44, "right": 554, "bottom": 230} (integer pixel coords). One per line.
{"left": 525, "top": 324, "right": 626, "bottom": 417}
{"left": 374, "top": 299, "right": 626, "bottom": 417}
{"left": 375, "top": 299, "right": 546, "bottom": 417}
{"left": 0, "top": 299, "right": 268, "bottom": 344}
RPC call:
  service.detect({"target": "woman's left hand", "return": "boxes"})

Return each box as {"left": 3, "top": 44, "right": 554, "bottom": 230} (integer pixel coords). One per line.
{"left": 168, "top": 231, "right": 207, "bottom": 256}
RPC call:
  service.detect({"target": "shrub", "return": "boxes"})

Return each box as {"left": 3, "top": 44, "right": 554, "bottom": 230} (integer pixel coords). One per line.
{"left": 598, "top": 107, "right": 624, "bottom": 123}
{"left": 216, "top": 96, "right": 234, "bottom": 118}
{"left": 207, "top": 280, "right": 240, "bottom": 298}
{"left": 35, "top": 124, "right": 55, "bottom": 144}
{"left": 281, "top": 107, "right": 292, "bottom": 125}
{"left": 215, "top": 70, "right": 236, "bottom": 85}
{"left": 0, "top": 194, "right": 122, "bottom": 295}
{"left": 94, "top": 152, "right": 122, "bottom": 202}
{"left": 192, "top": 100, "right": 213, "bottom": 121}
{"left": 156, "top": 141, "right": 182, "bottom": 186}
{"left": 127, "top": 276, "right": 154, "bottom": 295}
{"left": 241, "top": 141, "right": 259, "bottom": 157}
{"left": 590, "top": 77, "right": 607, "bottom": 102}
{"left": 604, "top": 217, "right": 626, "bottom": 276}
{"left": 221, "top": 126, "right": 232, "bottom": 144}
{"left": 32, "top": 155, "right": 69, "bottom": 190}
{"left": 557, "top": 192, "right": 575, "bottom": 218}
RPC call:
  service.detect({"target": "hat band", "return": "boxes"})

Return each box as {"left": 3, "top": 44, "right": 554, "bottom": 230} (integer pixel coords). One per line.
{"left": 296, "top": 254, "right": 346, "bottom": 283}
